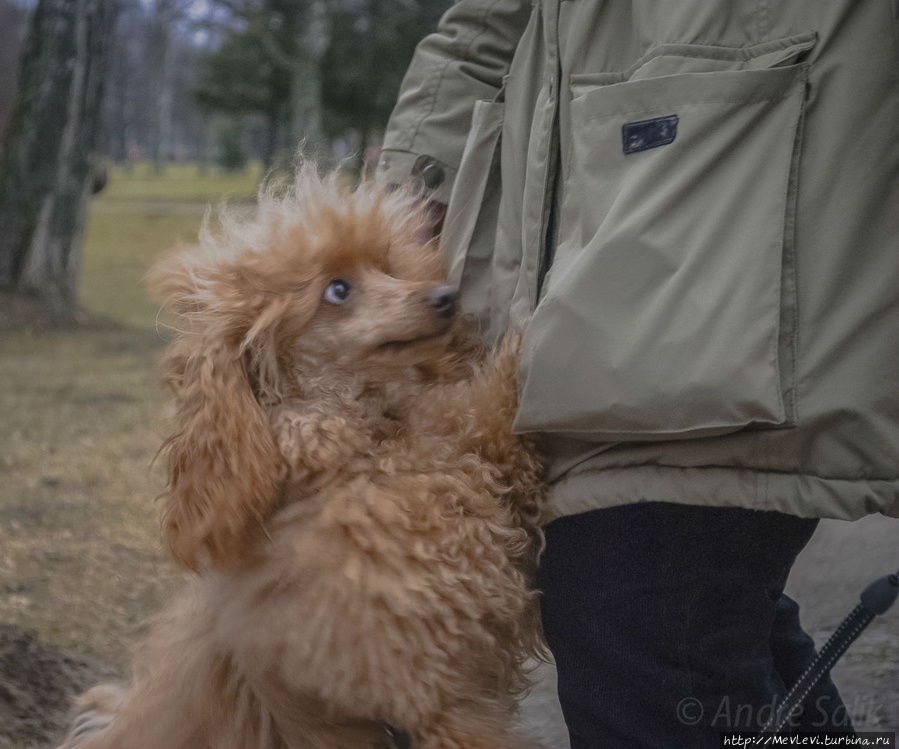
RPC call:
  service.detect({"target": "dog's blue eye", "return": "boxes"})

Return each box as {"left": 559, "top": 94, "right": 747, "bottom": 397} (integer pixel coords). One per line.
{"left": 324, "top": 279, "right": 352, "bottom": 304}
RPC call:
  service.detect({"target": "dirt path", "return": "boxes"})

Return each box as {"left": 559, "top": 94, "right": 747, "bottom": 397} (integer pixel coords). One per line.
{"left": 0, "top": 627, "right": 118, "bottom": 749}
{"left": 517, "top": 515, "right": 899, "bottom": 748}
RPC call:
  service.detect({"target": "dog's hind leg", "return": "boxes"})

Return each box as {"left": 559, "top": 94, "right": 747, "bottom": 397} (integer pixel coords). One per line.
{"left": 56, "top": 684, "right": 125, "bottom": 749}
{"left": 55, "top": 680, "right": 212, "bottom": 749}
{"left": 56, "top": 588, "right": 240, "bottom": 749}
{"left": 55, "top": 667, "right": 216, "bottom": 749}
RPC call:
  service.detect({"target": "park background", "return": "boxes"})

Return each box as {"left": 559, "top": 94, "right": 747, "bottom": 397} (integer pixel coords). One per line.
{"left": 0, "top": 1, "right": 895, "bottom": 747}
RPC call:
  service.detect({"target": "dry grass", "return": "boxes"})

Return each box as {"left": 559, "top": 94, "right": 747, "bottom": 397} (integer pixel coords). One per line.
{"left": 102, "top": 161, "right": 263, "bottom": 203}
{"left": 0, "top": 328, "right": 176, "bottom": 664}
{"left": 0, "top": 163, "right": 262, "bottom": 667}
{"left": 81, "top": 162, "right": 261, "bottom": 329}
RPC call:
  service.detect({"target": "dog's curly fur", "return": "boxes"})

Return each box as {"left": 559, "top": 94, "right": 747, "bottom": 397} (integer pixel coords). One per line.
{"left": 60, "top": 166, "right": 546, "bottom": 749}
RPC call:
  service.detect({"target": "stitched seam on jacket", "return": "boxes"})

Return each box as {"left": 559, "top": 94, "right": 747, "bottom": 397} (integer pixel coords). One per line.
{"left": 580, "top": 464, "right": 899, "bottom": 485}
{"left": 576, "top": 93, "right": 799, "bottom": 125}
{"left": 887, "top": 0, "right": 899, "bottom": 79}
{"left": 782, "top": 81, "right": 807, "bottom": 426}
{"left": 569, "top": 33, "right": 817, "bottom": 83}
{"left": 408, "top": 0, "right": 509, "bottom": 151}
{"left": 756, "top": 0, "right": 771, "bottom": 42}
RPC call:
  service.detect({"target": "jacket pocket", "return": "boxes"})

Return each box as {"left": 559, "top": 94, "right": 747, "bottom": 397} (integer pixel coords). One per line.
{"left": 443, "top": 98, "right": 505, "bottom": 335}
{"left": 515, "top": 50, "right": 811, "bottom": 440}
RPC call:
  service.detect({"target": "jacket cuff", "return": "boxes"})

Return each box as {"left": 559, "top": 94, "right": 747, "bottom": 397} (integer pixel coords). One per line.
{"left": 377, "top": 149, "right": 457, "bottom": 205}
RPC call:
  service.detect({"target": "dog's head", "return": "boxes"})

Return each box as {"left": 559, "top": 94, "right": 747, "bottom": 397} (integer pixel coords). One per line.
{"left": 149, "top": 165, "right": 463, "bottom": 570}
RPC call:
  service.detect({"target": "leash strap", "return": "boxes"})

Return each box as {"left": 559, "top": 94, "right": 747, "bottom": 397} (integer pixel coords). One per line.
{"left": 762, "top": 571, "right": 899, "bottom": 734}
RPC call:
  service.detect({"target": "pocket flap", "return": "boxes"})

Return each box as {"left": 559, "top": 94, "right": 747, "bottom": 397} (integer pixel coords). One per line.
{"left": 515, "top": 62, "right": 810, "bottom": 440}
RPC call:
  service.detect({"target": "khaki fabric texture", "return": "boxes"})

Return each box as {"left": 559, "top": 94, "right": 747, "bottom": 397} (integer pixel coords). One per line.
{"left": 382, "top": 0, "right": 899, "bottom": 521}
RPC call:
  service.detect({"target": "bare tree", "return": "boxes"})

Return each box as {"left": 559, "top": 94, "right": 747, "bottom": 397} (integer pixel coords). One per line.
{"left": 148, "top": 0, "right": 189, "bottom": 172}
{"left": 0, "top": 0, "right": 119, "bottom": 316}
{"left": 103, "top": 0, "right": 143, "bottom": 164}
{"left": 0, "top": 0, "right": 29, "bottom": 139}
{"left": 290, "top": 0, "right": 328, "bottom": 158}
{"left": 196, "top": 0, "right": 330, "bottom": 168}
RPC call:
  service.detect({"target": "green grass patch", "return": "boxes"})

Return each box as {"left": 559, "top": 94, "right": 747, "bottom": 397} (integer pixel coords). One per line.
{"left": 104, "top": 161, "right": 263, "bottom": 203}
{"left": 79, "top": 204, "right": 205, "bottom": 329}
{"left": 79, "top": 161, "right": 263, "bottom": 328}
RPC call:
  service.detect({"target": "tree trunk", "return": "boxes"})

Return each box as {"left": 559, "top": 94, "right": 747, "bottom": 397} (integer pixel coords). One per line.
{"left": 110, "top": 25, "right": 130, "bottom": 164}
{"left": 263, "top": 112, "right": 280, "bottom": 172}
{"left": 148, "top": 0, "right": 178, "bottom": 174}
{"left": 154, "top": 40, "right": 176, "bottom": 171}
{"left": 0, "top": 0, "right": 119, "bottom": 317}
{"left": 291, "top": 0, "right": 328, "bottom": 159}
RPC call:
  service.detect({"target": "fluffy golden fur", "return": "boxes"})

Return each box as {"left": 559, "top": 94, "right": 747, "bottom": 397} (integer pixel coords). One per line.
{"left": 61, "top": 166, "right": 546, "bottom": 749}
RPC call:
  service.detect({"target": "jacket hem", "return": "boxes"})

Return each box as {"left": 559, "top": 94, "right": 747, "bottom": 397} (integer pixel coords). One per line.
{"left": 545, "top": 465, "right": 899, "bottom": 523}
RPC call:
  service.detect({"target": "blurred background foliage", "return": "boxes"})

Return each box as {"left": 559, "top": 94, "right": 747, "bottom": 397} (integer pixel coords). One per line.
{"left": 0, "top": 0, "right": 451, "bottom": 319}
{"left": 0, "top": 0, "right": 450, "bottom": 173}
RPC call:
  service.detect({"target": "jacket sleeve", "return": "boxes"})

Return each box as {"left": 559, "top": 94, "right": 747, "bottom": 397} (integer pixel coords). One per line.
{"left": 378, "top": 0, "right": 533, "bottom": 204}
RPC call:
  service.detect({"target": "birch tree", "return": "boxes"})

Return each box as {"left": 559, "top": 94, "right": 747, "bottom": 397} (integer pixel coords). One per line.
{"left": 0, "top": 0, "right": 119, "bottom": 317}
{"left": 148, "top": 0, "right": 188, "bottom": 172}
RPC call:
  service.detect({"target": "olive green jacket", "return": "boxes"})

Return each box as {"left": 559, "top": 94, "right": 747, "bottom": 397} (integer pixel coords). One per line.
{"left": 380, "top": 0, "right": 899, "bottom": 522}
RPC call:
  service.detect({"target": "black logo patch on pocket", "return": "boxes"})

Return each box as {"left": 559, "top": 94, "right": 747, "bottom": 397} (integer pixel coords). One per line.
{"left": 622, "top": 115, "right": 679, "bottom": 155}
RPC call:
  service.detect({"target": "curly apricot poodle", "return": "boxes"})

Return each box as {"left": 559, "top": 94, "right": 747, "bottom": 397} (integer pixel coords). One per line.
{"left": 59, "top": 166, "right": 546, "bottom": 749}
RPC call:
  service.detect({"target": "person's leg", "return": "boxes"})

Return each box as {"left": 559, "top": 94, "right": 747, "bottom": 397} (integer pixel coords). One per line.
{"left": 536, "top": 502, "right": 850, "bottom": 749}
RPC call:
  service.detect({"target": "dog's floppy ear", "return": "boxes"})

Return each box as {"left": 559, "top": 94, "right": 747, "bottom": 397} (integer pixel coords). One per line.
{"left": 159, "top": 334, "right": 283, "bottom": 570}
{"left": 149, "top": 249, "right": 286, "bottom": 571}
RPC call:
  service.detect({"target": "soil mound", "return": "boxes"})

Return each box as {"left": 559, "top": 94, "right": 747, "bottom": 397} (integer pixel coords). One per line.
{"left": 0, "top": 625, "right": 118, "bottom": 749}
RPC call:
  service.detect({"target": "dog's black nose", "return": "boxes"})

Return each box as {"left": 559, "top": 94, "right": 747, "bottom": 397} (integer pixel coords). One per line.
{"left": 425, "top": 285, "right": 458, "bottom": 319}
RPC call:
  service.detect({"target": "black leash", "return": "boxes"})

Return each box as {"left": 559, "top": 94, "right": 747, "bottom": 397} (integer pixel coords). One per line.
{"left": 762, "top": 570, "right": 899, "bottom": 734}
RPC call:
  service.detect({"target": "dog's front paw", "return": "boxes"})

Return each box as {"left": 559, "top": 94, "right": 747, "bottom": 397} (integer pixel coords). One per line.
{"left": 57, "top": 683, "right": 125, "bottom": 749}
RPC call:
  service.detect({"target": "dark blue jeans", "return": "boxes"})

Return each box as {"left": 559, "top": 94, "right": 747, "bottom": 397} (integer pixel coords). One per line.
{"left": 537, "top": 502, "right": 854, "bottom": 748}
